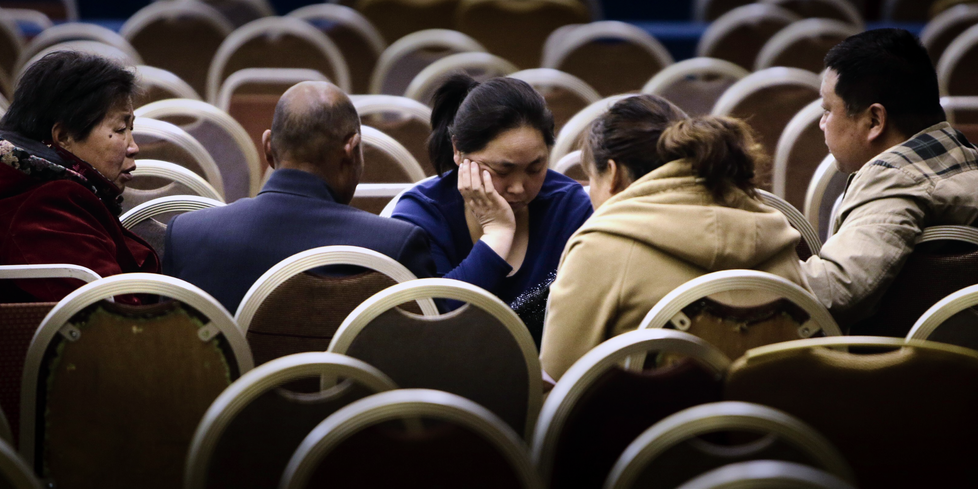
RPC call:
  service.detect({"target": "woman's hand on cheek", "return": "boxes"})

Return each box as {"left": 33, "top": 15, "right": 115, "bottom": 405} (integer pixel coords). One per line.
{"left": 458, "top": 159, "right": 516, "bottom": 258}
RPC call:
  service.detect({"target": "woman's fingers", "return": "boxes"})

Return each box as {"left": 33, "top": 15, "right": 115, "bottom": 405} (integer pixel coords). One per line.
{"left": 458, "top": 159, "right": 470, "bottom": 192}
{"left": 482, "top": 169, "right": 497, "bottom": 196}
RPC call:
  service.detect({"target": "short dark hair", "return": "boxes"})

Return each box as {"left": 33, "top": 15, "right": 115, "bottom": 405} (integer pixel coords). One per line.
{"left": 825, "top": 28, "right": 946, "bottom": 137}
{"left": 0, "top": 51, "right": 137, "bottom": 142}
{"left": 270, "top": 90, "right": 360, "bottom": 163}
{"left": 428, "top": 74, "right": 555, "bottom": 175}
{"left": 583, "top": 94, "right": 688, "bottom": 181}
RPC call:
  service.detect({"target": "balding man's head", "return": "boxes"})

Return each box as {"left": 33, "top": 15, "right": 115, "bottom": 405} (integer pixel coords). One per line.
{"left": 268, "top": 81, "right": 360, "bottom": 166}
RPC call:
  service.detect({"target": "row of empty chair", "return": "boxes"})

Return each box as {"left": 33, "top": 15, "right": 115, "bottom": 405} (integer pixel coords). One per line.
{"left": 4, "top": 0, "right": 978, "bottom": 106}
{"left": 3, "top": 257, "right": 978, "bottom": 487}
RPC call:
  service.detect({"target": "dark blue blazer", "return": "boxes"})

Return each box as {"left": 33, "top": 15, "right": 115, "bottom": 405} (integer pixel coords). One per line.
{"left": 163, "top": 169, "right": 435, "bottom": 313}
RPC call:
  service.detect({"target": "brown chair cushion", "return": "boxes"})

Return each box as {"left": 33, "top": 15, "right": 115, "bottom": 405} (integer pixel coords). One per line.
{"left": 228, "top": 91, "right": 282, "bottom": 171}
{"left": 133, "top": 137, "right": 209, "bottom": 182}
{"left": 945, "top": 37, "right": 978, "bottom": 96}
{"left": 725, "top": 344, "right": 978, "bottom": 488}
{"left": 457, "top": 0, "right": 589, "bottom": 69}
{"left": 680, "top": 297, "right": 811, "bottom": 360}
{"left": 38, "top": 300, "right": 237, "bottom": 489}
{"left": 305, "top": 418, "right": 524, "bottom": 488}
{"left": 782, "top": 118, "right": 829, "bottom": 211}
{"left": 357, "top": 0, "right": 459, "bottom": 46}
{"left": 316, "top": 23, "right": 379, "bottom": 95}
{"left": 206, "top": 380, "right": 378, "bottom": 489}
{"left": 344, "top": 304, "right": 530, "bottom": 433}
{"left": 362, "top": 143, "right": 423, "bottom": 183}
{"left": 539, "top": 85, "right": 591, "bottom": 134}
{"left": 128, "top": 16, "right": 227, "bottom": 97}
{"left": 628, "top": 430, "right": 825, "bottom": 489}
{"left": 766, "top": 33, "right": 851, "bottom": 74}
{"left": 658, "top": 75, "right": 740, "bottom": 117}
{"left": 246, "top": 270, "right": 410, "bottom": 367}
{"left": 850, "top": 240, "right": 978, "bottom": 337}
{"left": 0, "top": 302, "right": 55, "bottom": 447}
{"left": 557, "top": 41, "right": 668, "bottom": 97}
{"left": 727, "top": 84, "right": 821, "bottom": 188}
{"left": 361, "top": 113, "right": 434, "bottom": 176}
{"left": 550, "top": 359, "right": 723, "bottom": 489}
{"left": 704, "top": 15, "right": 795, "bottom": 71}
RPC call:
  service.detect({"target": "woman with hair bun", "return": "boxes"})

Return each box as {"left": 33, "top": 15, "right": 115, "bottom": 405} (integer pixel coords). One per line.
{"left": 540, "top": 96, "right": 807, "bottom": 380}
{"left": 392, "top": 74, "right": 592, "bottom": 337}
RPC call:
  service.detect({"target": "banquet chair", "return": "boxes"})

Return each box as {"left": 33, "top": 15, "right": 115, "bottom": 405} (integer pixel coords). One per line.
{"left": 184, "top": 352, "right": 397, "bottom": 489}
{"left": 235, "top": 245, "right": 437, "bottom": 366}
{"left": 696, "top": 4, "right": 800, "bottom": 71}
{"left": 328, "top": 278, "right": 541, "bottom": 437}
{"left": 121, "top": 1, "right": 233, "bottom": 97}
{"left": 773, "top": 99, "right": 829, "bottom": 211}
{"left": 725, "top": 336, "right": 978, "bottom": 488}
{"left": 541, "top": 21, "right": 672, "bottom": 97}
{"left": 532, "top": 329, "right": 730, "bottom": 489}
{"left": 369, "top": 29, "right": 485, "bottom": 97}
{"left": 206, "top": 16, "right": 350, "bottom": 104}
{"left": 754, "top": 19, "right": 860, "bottom": 73}
{"left": 121, "top": 160, "right": 224, "bottom": 214}
{"left": 19, "top": 274, "right": 252, "bottom": 489}
{"left": 604, "top": 402, "right": 854, "bottom": 489}
{"left": 638, "top": 270, "right": 842, "bottom": 360}
{"left": 288, "top": 4, "right": 386, "bottom": 95}
{"left": 711, "top": 67, "right": 822, "bottom": 186}
{"left": 136, "top": 98, "right": 262, "bottom": 200}
{"left": 353, "top": 94, "right": 435, "bottom": 175}
{"left": 133, "top": 118, "right": 225, "bottom": 198}
{"left": 509, "top": 68, "right": 601, "bottom": 134}
{"left": 132, "top": 65, "right": 201, "bottom": 108}
{"left": 850, "top": 226, "right": 978, "bottom": 337}
{"left": 456, "top": 0, "right": 590, "bottom": 69}
{"left": 642, "top": 57, "right": 749, "bottom": 117}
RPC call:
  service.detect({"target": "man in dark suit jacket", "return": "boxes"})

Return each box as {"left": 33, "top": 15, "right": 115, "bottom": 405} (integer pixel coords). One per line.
{"left": 163, "top": 81, "right": 435, "bottom": 313}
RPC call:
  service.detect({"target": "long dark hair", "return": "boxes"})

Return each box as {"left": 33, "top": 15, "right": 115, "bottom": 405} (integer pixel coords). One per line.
{"left": 1, "top": 51, "right": 137, "bottom": 142}
{"left": 428, "top": 74, "right": 555, "bottom": 175}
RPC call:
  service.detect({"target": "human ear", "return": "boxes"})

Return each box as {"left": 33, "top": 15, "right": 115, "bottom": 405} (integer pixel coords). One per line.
{"left": 344, "top": 132, "right": 361, "bottom": 159}
{"left": 866, "top": 103, "right": 887, "bottom": 142}
{"left": 51, "top": 122, "right": 72, "bottom": 149}
{"left": 261, "top": 130, "right": 275, "bottom": 169}
{"left": 607, "top": 159, "right": 630, "bottom": 194}
{"left": 452, "top": 137, "right": 462, "bottom": 166}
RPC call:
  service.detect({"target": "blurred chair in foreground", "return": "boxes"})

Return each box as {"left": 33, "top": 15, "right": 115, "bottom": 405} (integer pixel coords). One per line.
{"left": 280, "top": 389, "right": 543, "bottom": 489}
{"left": 726, "top": 336, "right": 978, "bottom": 488}
{"left": 19, "top": 274, "right": 253, "bottom": 489}
{"left": 184, "top": 352, "right": 397, "bottom": 489}
{"left": 604, "top": 401, "right": 854, "bottom": 489}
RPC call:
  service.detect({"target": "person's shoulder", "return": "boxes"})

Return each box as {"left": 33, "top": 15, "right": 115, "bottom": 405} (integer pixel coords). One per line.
{"left": 14, "top": 179, "right": 106, "bottom": 214}
{"left": 400, "top": 174, "right": 455, "bottom": 204}
{"left": 166, "top": 196, "right": 254, "bottom": 235}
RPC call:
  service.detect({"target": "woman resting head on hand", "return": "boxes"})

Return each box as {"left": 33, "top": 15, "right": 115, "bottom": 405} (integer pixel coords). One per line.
{"left": 392, "top": 74, "right": 593, "bottom": 341}
{"left": 540, "top": 95, "right": 806, "bottom": 380}
{"left": 0, "top": 51, "right": 158, "bottom": 303}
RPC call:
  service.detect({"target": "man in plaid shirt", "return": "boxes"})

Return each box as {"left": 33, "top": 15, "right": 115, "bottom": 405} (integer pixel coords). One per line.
{"left": 802, "top": 28, "right": 978, "bottom": 326}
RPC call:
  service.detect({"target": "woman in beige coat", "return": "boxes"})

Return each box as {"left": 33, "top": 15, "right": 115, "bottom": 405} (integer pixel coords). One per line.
{"left": 540, "top": 96, "right": 806, "bottom": 380}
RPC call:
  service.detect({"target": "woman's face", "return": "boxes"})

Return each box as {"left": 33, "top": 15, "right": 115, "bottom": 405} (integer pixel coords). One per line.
{"left": 63, "top": 102, "right": 139, "bottom": 189}
{"left": 455, "top": 125, "right": 549, "bottom": 211}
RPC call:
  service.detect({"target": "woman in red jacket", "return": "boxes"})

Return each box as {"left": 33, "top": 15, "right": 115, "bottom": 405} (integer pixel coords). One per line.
{"left": 0, "top": 51, "right": 159, "bottom": 303}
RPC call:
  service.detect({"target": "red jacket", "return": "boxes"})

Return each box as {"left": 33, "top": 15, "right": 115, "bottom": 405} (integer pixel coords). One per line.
{"left": 0, "top": 162, "right": 160, "bottom": 303}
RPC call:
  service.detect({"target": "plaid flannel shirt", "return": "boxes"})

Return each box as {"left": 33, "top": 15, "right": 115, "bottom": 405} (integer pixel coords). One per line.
{"left": 801, "top": 122, "right": 978, "bottom": 325}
